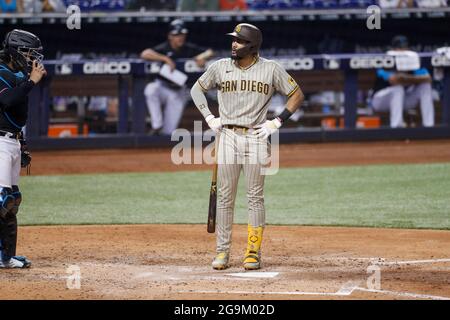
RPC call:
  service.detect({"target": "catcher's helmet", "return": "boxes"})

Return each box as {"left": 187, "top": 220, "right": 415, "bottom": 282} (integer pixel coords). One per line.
{"left": 169, "top": 19, "right": 188, "bottom": 35}
{"left": 2, "top": 29, "right": 43, "bottom": 73}
{"left": 226, "top": 23, "right": 262, "bottom": 58}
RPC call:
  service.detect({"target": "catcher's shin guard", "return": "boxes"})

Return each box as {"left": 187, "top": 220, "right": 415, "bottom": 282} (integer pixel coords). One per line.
{"left": 0, "top": 213, "right": 17, "bottom": 257}
{"left": 9, "top": 186, "right": 22, "bottom": 216}
{"left": 0, "top": 212, "right": 18, "bottom": 259}
{"left": 243, "top": 225, "right": 263, "bottom": 270}
{"left": 0, "top": 187, "right": 20, "bottom": 259}
{"left": 0, "top": 187, "right": 14, "bottom": 219}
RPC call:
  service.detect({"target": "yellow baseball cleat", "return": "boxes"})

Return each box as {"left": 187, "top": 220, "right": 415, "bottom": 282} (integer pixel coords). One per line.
{"left": 243, "top": 251, "right": 261, "bottom": 270}
{"left": 212, "top": 252, "right": 230, "bottom": 270}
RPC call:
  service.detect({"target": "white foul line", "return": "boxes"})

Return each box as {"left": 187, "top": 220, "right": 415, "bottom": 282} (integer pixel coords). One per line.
{"left": 179, "top": 280, "right": 450, "bottom": 300}
{"left": 355, "top": 287, "right": 450, "bottom": 300}
{"left": 175, "top": 257, "right": 450, "bottom": 300}
{"left": 178, "top": 290, "right": 351, "bottom": 297}
{"left": 225, "top": 272, "right": 279, "bottom": 278}
{"left": 179, "top": 288, "right": 450, "bottom": 300}
{"left": 373, "top": 258, "right": 450, "bottom": 266}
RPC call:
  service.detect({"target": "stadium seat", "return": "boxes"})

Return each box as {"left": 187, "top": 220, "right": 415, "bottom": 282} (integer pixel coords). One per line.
{"left": 339, "top": 0, "right": 377, "bottom": 8}
{"left": 247, "top": 0, "right": 270, "bottom": 10}
{"left": 267, "top": 0, "right": 303, "bottom": 9}
{"left": 302, "top": 0, "right": 339, "bottom": 8}
{"left": 64, "top": 0, "right": 128, "bottom": 11}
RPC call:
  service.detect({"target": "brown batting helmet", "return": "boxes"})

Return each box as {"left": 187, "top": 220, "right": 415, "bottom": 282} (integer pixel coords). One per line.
{"left": 226, "top": 23, "right": 262, "bottom": 58}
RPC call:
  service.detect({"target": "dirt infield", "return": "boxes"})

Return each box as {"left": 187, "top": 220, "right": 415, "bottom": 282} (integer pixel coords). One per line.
{"left": 1, "top": 225, "right": 449, "bottom": 300}
{"left": 27, "top": 139, "right": 450, "bottom": 175}
{"left": 2, "top": 139, "right": 450, "bottom": 300}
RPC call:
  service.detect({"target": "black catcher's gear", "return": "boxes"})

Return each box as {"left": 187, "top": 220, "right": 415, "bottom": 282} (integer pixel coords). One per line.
{"left": 2, "top": 29, "right": 43, "bottom": 73}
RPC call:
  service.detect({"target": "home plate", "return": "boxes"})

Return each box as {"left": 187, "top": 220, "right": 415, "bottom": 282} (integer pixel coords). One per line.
{"left": 226, "top": 272, "right": 279, "bottom": 278}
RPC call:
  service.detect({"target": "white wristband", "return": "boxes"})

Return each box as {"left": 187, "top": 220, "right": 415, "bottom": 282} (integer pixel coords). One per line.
{"left": 205, "top": 114, "right": 214, "bottom": 123}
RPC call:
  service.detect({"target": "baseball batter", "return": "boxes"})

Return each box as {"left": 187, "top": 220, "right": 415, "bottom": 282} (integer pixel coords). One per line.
{"left": 0, "top": 29, "right": 46, "bottom": 268}
{"left": 190, "top": 23, "right": 304, "bottom": 270}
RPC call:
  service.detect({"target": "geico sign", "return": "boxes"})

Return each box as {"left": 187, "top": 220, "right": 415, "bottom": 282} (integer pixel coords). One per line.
{"left": 431, "top": 55, "right": 450, "bottom": 67}
{"left": 184, "top": 60, "right": 204, "bottom": 73}
{"left": 275, "top": 58, "right": 314, "bottom": 70}
{"left": 83, "top": 62, "right": 131, "bottom": 74}
{"left": 350, "top": 56, "right": 395, "bottom": 69}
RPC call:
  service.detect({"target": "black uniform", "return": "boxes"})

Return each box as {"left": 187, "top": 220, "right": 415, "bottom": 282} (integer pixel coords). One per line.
{"left": 1, "top": 29, "right": 42, "bottom": 268}
{"left": 0, "top": 60, "right": 35, "bottom": 266}
{"left": 0, "top": 62, "right": 35, "bottom": 133}
{"left": 152, "top": 41, "right": 205, "bottom": 88}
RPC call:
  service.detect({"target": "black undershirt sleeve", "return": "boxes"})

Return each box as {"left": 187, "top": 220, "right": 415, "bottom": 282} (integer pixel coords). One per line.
{"left": 0, "top": 79, "right": 34, "bottom": 111}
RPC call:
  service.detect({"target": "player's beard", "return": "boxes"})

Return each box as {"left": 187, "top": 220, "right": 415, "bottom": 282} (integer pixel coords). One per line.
{"left": 231, "top": 49, "right": 238, "bottom": 60}
{"left": 231, "top": 46, "right": 242, "bottom": 60}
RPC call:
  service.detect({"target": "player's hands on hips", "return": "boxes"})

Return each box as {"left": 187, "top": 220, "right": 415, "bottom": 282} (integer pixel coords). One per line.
{"left": 29, "top": 60, "right": 46, "bottom": 84}
{"left": 253, "top": 118, "right": 282, "bottom": 139}
{"left": 205, "top": 114, "right": 222, "bottom": 133}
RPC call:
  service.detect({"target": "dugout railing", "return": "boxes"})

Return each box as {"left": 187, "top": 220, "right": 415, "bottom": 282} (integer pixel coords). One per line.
{"left": 25, "top": 52, "right": 450, "bottom": 150}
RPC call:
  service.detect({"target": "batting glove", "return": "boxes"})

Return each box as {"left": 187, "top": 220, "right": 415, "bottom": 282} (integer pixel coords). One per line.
{"left": 253, "top": 118, "right": 282, "bottom": 139}
{"left": 205, "top": 114, "right": 222, "bottom": 133}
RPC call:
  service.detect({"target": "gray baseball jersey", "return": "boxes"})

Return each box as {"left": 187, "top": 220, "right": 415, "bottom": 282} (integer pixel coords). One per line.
{"left": 198, "top": 57, "right": 299, "bottom": 128}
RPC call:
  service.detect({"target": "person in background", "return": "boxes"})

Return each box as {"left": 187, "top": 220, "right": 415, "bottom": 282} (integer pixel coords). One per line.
{"left": 371, "top": 35, "right": 434, "bottom": 128}
{"left": 20, "top": 0, "right": 66, "bottom": 13}
{"left": 127, "top": 0, "right": 177, "bottom": 11}
{"left": 140, "top": 19, "right": 214, "bottom": 135}
{"left": 377, "top": 0, "right": 414, "bottom": 8}
{"left": 0, "top": 0, "right": 21, "bottom": 12}
{"left": 415, "top": 0, "right": 448, "bottom": 8}
{"left": 219, "top": 0, "right": 248, "bottom": 10}
{"left": 177, "top": 0, "right": 219, "bottom": 11}
{"left": 42, "top": 0, "right": 66, "bottom": 12}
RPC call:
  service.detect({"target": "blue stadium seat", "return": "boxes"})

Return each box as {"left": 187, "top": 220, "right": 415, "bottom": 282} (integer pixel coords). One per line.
{"left": 267, "top": 0, "right": 302, "bottom": 9}
{"left": 64, "top": 0, "right": 128, "bottom": 11}
{"left": 302, "top": 0, "right": 339, "bottom": 8}
{"left": 247, "top": 0, "right": 270, "bottom": 10}
{"left": 339, "top": 0, "right": 376, "bottom": 8}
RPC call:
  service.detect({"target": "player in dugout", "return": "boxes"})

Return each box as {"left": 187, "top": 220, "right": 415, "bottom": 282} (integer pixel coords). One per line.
{"left": 370, "top": 35, "right": 435, "bottom": 128}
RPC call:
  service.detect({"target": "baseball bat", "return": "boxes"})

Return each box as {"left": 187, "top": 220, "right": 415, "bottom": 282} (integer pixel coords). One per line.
{"left": 207, "top": 133, "right": 220, "bottom": 233}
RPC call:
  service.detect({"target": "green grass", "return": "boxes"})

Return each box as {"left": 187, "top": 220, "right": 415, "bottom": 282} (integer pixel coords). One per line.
{"left": 18, "top": 162, "right": 450, "bottom": 229}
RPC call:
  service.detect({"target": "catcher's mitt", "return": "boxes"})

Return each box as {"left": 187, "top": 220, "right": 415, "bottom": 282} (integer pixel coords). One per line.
{"left": 21, "top": 149, "right": 32, "bottom": 168}
{"left": 19, "top": 132, "right": 31, "bottom": 174}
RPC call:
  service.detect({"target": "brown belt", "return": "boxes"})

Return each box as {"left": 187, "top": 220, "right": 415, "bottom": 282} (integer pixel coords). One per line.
{"left": 224, "top": 125, "right": 252, "bottom": 134}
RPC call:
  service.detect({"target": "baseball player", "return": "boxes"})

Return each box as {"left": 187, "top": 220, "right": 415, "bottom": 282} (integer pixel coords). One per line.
{"left": 371, "top": 35, "right": 435, "bottom": 128}
{"left": 140, "top": 19, "right": 214, "bottom": 135}
{"left": 190, "top": 23, "right": 304, "bottom": 270}
{"left": 0, "top": 29, "right": 46, "bottom": 268}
